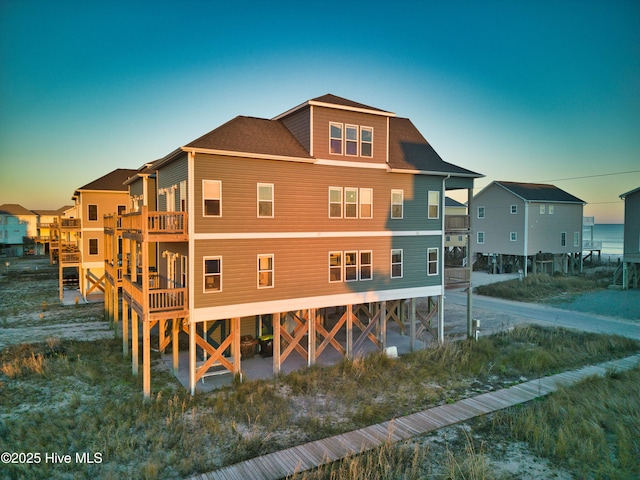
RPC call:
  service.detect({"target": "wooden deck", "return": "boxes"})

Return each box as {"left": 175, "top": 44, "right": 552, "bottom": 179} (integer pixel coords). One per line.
{"left": 188, "top": 354, "right": 639, "bottom": 480}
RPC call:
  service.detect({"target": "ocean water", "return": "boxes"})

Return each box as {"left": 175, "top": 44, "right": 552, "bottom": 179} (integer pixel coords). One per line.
{"left": 583, "top": 224, "right": 623, "bottom": 256}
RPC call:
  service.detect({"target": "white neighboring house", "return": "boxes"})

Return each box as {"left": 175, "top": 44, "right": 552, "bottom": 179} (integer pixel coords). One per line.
{"left": 0, "top": 204, "right": 37, "bottom": 256}
{"left": 616, "top": 186, "right": 640, "bottom": 289}
{"left": 471, "top": 181, "right": 585, "bottom": 276}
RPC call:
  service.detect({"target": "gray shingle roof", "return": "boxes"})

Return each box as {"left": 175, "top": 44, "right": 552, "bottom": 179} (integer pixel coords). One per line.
{"left": 185, "top": 116, "right": 312, "bottom": 159}
{"left": 0, "top": 204, "right": 36, "bottom": 216}
{"left": 76, "top": 169, "right": 138, "bottom": 192}
{"left": 496, "top": 181, "right": 585, "bottom": 203}
{"left": 388, "top": 117, "right": 481, "bottom": 177}
{"left": 310, "top": 94, "right": 391, "bottom": 113}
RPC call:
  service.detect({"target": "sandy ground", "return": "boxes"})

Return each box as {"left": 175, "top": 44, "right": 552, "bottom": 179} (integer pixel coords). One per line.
{"left": 1, "top": 258, "right": 636, "bottom": 479}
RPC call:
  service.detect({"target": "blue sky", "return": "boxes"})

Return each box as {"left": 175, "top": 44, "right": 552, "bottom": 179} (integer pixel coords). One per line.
{"left": 1, "top": 0, "right": 638, "bottom": 223}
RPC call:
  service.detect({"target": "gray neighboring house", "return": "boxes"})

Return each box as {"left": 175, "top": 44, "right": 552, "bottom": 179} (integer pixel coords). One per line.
{"left": 471, "top": 181, "right": 586, "bottom": 276}
{"left": 617, "top": 186, "right": 640, "bottom": 289}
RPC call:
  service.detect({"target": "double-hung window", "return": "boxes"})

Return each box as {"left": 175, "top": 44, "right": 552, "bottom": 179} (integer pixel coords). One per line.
{"left": 89, "top": 238, "right": 98, "bottom": 255}
{"left": 345, "top": 125, "right": 358, "bottom": 156}
{"left": 203, "top": 180, "right": 221, "bottom": 217}
{"left": 345, "top": 188, "right": 358, "bottom": 218}
{"left": 510, "top": 232, "right": 517, "bottom": 241}
{"left": 360, "top": 188, "right": 373, "bottom": 219}
{"left": 204, "top": 257, "right": 222, "bottom": 292}
{"left": 427, "top": 248, "right": 438, "bottom": 276}
{"left": 477, "top": 231, "right": 485, "bottom": 244}
{"left": 510, "top": 205, "right": 518, "bottom": 214}
{"left": 257, "top": 254, "right": 274, "bottom": 288}
{"left": 391, "top": 249, "right": 403, "bottom": 278}
{"left": 345, "top": 251, "right": 358, "bottom": 281}
{"left": 477, "top": 206, "right": 485, "bottom": 219}
{"left": 329, "top": 252, "right": 342, "bottom": 282}
{"left": 574, "top": 232, "right": 580, "bottom": 247}
{"left": 391, "top": 190, "right": 403, "bottom": 219}
{"left": 329, "top": 187, "right": 343, "bottom": 218}
{"left": 428, "top": 191, "right": 440, "bottom": 219}
{"left": 360, "top": 127, "right": 373, "bottom": 157}
{"left": 360, "top": 251, "right": 372, "bottom": 280}
{"left": 330, "top": 123, "right": 343, "bottom": 154}
{"left": 258, "top": 183, "right": 274, "bottom": 217}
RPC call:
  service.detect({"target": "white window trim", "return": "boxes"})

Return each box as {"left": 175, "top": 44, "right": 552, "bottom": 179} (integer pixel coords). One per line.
{"left": 573, "top": 232, "right": 580, "bottom": 247}
{"left": 510, "top": 205, "right": 517, "bottom": 214}
{"left": 549, "top": 205, "right": 554, "bottom": 214}
{"left": 391, "top": 189, "right": 403, "bottom": 219}
{"left": 344, "top": 250, "right": 358, "bottom": 282}
{"left": 202, "top": 180, "right": 222, "bottom": 217}
{"left": 257, "top": 183, "right": 274, "bottom": 218}
{"left": 329, "top": 122, "right": 343, "bottom": 155}
{"left": 477, "top": 206, "right": 485, "bottom": 219}
{"left": 360, "top": 126, "right": 373, "bottom": 158}
{"left": 540, "top": 204, "right": 546, "bottom": 214}
{"left": 427, "top": 247, "right": 438, "bottom": 276}
{"left": 344, "top": 187, "right": 358, "bottom": 218}
{"left": 391, "top": 249, "right": 403, "bottom": 279}
{"left": 329, "top": 187, "right": 343, "bottom": 218}
{"left": 345, "top": 124, "right": 358, "bottom": 157}
{"left": 477, "top": 231, "right": 485, "bottom": 244}
{"left": 203, "top": 256, "right": 222, "bottom": 293}
{"left": 257, "top": 254, "right": 274, "bottom": 289}
{"left": 510, "top": 232, "right": 517, "bottom": 241}
{"left": 428, "top": 190, "right": 440, "bottom": 219}
{"left": 359, "top": 188, "right": 373, "bottom": 219}
{"left": 360, "top": 250, "right": 373, "bottom": 281}
{"left": 329, "top": 251, "right": 342, "bottom": 283}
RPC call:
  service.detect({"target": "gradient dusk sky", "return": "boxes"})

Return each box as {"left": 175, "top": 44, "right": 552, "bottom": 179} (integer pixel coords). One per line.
{"left": 1, "top": 1, "right": 638, "bottom": 223}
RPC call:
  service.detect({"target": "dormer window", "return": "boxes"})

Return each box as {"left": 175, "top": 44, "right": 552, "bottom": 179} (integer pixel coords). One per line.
{"left": 330, "top": 123, "right": 343, "bottom": 154}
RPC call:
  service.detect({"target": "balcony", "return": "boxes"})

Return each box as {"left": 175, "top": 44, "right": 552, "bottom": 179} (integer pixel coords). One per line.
{"left": 583, "top": 240, "right": 602, "bottom": 250}
{"left": 103, "top": 214, "right": 121, "bottom": 235}
{"left": 583, "top": 216, "right": 595, "bottom": 227}
{"left": 121, "top": 208, "right": 187, "bottom": 242}
{"left": 122, "top": 273, "right": 187, "bottom": 318}
{"left": 445, "top": 215, "right": 470, "bottom": 233}
{"left": 59, "top": 218, "right": 81, "bottom": 229}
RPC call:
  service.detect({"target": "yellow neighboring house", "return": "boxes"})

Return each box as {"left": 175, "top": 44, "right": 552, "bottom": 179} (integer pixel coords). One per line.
{"left": 55, "top": 169, "right": 136, "bottom": 301}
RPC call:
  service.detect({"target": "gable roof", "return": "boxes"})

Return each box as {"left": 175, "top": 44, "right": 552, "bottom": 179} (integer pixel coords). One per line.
{"left": 310, "top": 94, "right": 392, "bottom": 114}
{"left": 32, "top": 206, "right": 73, "bottom": 216}
{"left": 492, "top": 181, "right": 585, "bottom": 203}
{"left": 620, "top": 186, "right": 640, "bottom": 199}
{"left": 75, "top": 169, "right": 138, "bottom": 193}
{"left": 387, "top": 117, "right": 481, "bottom": 177}
{"left": 445, "top": 197, "right": 466, "bottom": 208}
{"left": 0, "top": 204, "right": 36, "bottom": 216}
{"left": 185, "top": 116, "right": 312, "bottom": 160}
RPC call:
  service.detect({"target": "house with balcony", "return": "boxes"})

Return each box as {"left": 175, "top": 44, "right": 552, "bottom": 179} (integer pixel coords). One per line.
{"left": 54, "top": 169, "right": 136, "bottom": 301}
{"left": 471, "top": 181, "right": 586, "bottom": 276}
{"left": 614, "top": 186, "right": 640, "bottom": 289}
{"left": 32, "top": 206, "right": 72, "bottom": 258}
{"left": 105, "top": 94, "right": 482, "bottom": 397}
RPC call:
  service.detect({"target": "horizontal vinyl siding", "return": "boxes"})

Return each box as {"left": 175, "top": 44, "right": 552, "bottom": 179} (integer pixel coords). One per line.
{"left": 193, "top": 154, "right": 443, "bottom": 234}
{"left": 527, "top": 203, "right": 583, "bottom": 254}
{"left": 157, "top": 155, "right": 188, "bottom": 212}
{"left": 193, "top": 235, "right": 441, "bottom": 310}
{"left": 312, "top": 106, "right": 388, "bottom": 164}
{"left": 473, "top": 188, "right": 524, "bottom": 255}
{"left": 281, "top": 107, "right": 311, "bottom": 152}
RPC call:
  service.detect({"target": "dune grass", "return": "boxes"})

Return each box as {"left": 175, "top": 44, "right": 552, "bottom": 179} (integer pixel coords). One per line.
{"left": 475, "top": 272, "right": 611, "bottom": 302}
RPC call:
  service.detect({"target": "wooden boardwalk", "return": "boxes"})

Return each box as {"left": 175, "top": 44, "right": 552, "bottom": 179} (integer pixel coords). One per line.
{"left": 188, "top": 354, "right": 640, "bottom": 480}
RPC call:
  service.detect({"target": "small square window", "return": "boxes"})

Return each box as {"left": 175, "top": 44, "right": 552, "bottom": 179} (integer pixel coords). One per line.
{"left": 510, "top": 205, "right": 517, "bottom": 214}
{"left": 510, "top": 232, "right": 517, "bottom": 241}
